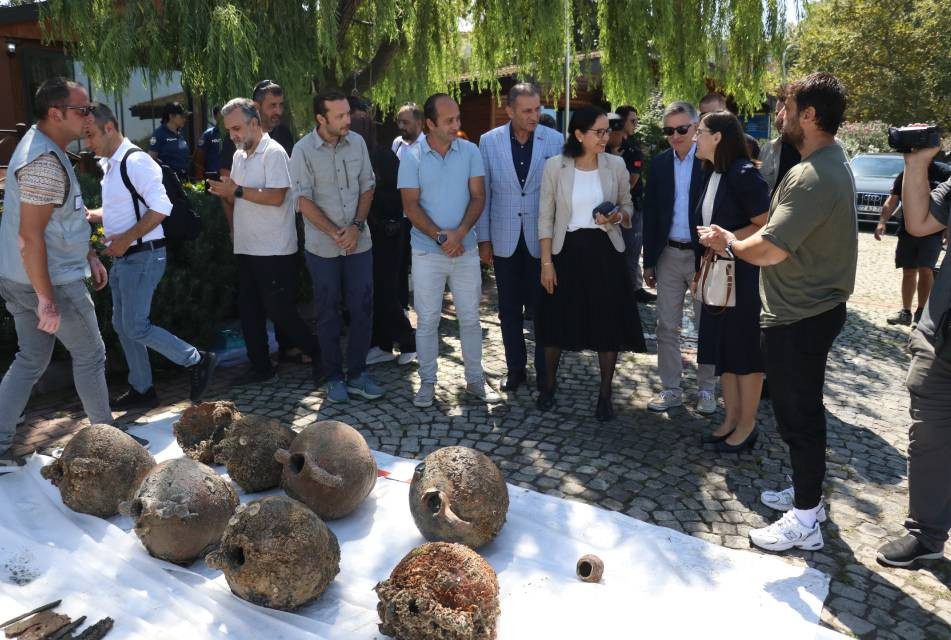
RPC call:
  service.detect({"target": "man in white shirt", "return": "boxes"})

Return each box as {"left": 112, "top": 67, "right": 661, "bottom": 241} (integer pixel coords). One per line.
{"left": 391, "top": 102, "right": 426, "bottom": 160}
{"left": 208, "top": 98, "right": 322, "bottom": 387}
{"left": 84, "top": 104, "right": 217, "bottom": 408}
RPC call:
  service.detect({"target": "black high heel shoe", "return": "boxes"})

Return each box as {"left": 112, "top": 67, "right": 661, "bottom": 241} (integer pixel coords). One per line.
{"left": 536, "top": 389, "right": 555, "bottom": 411}
{"left": 595, "top": 395, "right": 614, "bottom": 422}
{"left": 701, "top": 429, "right": 735, "bottom": 445}
{"left": 715, "top": 428, "right": 759, "bottom": 453}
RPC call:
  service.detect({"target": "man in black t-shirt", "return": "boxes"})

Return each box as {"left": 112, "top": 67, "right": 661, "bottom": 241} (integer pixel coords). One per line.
{"left": 875, "top": 161, "right": 950, "bottom": 326}
{"left": 615, "top": 105, "right": 655, "bottom": 303}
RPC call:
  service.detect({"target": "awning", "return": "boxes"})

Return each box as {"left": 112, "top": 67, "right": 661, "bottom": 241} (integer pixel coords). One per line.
{"left": 129, "top": 91, "right": 186, "bottom": 119}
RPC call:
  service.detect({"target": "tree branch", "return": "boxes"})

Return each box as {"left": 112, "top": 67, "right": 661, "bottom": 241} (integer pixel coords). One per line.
{"left": 354, "top": 34, "right": 404, "bottom": 93}
{"left": 336, "top": 0, "right": 361, "bottom": 45}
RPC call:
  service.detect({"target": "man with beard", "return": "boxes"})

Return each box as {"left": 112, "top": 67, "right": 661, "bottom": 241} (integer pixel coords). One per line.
{"left": 699, "top": 72, "right": 857, "bottom": 552}
{"left": 290, "top": 89, "right": 383, "bottom": 403}
{"left": 392, "top": 102, "right": 426, "bottom": 310}
{"left": 758, "top": 85, "right": 802, "bottom": 195}
{"left": 220, "top": 80, "right": 294, "bottom": 177}
{"left": 208, "top": 98, "right": 321, "bottom": 387}
{"left": 476, "top": 83, "right": 562, "bottom": 392}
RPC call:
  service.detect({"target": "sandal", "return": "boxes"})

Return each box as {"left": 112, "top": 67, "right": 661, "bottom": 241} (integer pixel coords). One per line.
{"left": 278, "top": 348, "right": 313, "bottom": 365}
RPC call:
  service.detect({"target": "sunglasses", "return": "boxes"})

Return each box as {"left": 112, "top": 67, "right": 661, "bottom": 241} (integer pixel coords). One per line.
{"left": 57, "top": 104, "right": 95, "bottom": 117}
{"left": 662, "top": 124, "right": 693, "bottom": 136}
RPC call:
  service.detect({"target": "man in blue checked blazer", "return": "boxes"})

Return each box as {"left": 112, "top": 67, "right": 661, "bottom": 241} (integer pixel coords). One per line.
{"left": 476, "top": 83, "right": 564, "bottom": 392}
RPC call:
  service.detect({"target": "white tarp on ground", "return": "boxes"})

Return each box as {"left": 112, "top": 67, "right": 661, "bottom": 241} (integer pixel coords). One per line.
{"left": 0, "top": 412, "right": 846, "bottom": 639}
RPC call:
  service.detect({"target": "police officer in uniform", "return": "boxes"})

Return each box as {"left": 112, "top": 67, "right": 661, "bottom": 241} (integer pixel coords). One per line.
{"left": 149, "top": 101, "right": 191, "bottom": 181}
{"left": 195, "top": 106, "right": 223, "bottom": 178}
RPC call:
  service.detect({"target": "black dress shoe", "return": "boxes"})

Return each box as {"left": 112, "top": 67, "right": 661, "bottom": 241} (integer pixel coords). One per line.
{"left": 536, "top": 389, "right": 555, "bottom": 411}
{"left": 112, "top": 386, "right": 160, "bottom": 411}
{"left": 715, "top": 429, "right": 759, "bottom": 453}
{"left": 501, "top": 368, "right": 526, "bottom": 391}
{"left": 188, "top": 351, "right": 218, "bottom": 403}
{"left": 701, "top": 429, "right": 735, "bottom": 445}
{"left": 595, "top": 395, "right": 615, "bottom": 422}
{"left": 634, "top": 288, "right": 657, "bottom": 303}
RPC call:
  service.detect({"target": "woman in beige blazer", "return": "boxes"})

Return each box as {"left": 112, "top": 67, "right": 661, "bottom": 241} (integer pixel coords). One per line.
{"left": 536, "top": 106, "right": 646, "bottom": 421}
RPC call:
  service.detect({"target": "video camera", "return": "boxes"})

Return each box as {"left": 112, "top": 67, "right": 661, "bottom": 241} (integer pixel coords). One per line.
{"left": 888, "top": 125, "right": 942, "bottom": 153}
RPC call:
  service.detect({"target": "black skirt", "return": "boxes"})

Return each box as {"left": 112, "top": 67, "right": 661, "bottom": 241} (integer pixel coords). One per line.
{"left": 536, "top": 228, "right": 646, "bottom": 353}
{"left": 698, "top": 258, "right": 765, "bottom": 375}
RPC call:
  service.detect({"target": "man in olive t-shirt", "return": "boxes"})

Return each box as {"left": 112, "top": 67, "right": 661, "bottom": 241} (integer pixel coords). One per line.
{"left": 699, "top": 73, "right": 857, "bottom": 554}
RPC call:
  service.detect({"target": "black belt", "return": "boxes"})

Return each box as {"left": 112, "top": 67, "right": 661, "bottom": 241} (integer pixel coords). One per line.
{"left": 667, "top": 239, "right": 693, "bottom": 251}
{"left": 124, "top": 239, "right": 166, "bottom": 256}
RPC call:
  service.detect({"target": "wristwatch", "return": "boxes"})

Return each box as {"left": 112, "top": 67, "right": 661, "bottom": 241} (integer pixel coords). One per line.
{"left": 234, "top": 185, "right": 244, "bottom": 199}
{"left": 725, "top": 239, "right": 736, "bottom": 259}
{"left": 435, "top": 232, "right": 448, "bottom": 246}
{"left": 352, "top": 219, "right": 366, "bottom": 232}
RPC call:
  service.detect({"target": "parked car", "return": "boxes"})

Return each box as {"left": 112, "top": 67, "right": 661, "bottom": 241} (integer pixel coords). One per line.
{"left": 850, "top": 153, "right": 904, "bottom": 226}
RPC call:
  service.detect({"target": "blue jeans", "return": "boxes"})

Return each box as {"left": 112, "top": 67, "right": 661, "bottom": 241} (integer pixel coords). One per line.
{"left": 493, "top": 232, "right": 544, "bottom": 378}
{"left": 111, "top": 247, "right": 199, "bottom": 393}
{"left": 305, "top": 249, "right": 373, "bottom": 382}
{"left": 621, "top": 208, "right": 644, "bottom": 290}
{"left": 412, "top": 247, "right": 484, "bottom": 385}
{"left": 0, "top": 277, "right": 113, "bottom": 450}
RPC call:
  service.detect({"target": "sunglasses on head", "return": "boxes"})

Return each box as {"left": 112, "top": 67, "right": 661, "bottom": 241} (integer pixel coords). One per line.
{"left": 662, "top": 124, "right": 693, "bottom": 136}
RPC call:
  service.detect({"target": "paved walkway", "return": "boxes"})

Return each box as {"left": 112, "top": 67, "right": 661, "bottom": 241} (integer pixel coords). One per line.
{"left": 8, "top": 231, "right": 951, "bottom": 638}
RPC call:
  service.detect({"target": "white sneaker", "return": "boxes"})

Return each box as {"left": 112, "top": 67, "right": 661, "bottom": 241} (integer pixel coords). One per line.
{"left": 366, "top": 346, "right": 397, "bottom": 366}
{"left": 696, "top": 389, "right": 717, "bottom": 414}
{"left": 760, "top": 487, "right": 828, "bottom": 523}
{"left": 414, "top": 382, "right": 436, "bottom": 408}
{"left": 466, "top": 381, "right": 502, "bottom": 404}
{"left": 749, "top": 510, "right": 824, "bottom": 551}
{"left": 648, "top": 389, "right": 683, "bottom": 411}
{"left": 397, "top": 351, "right": 417, "bottom": 366}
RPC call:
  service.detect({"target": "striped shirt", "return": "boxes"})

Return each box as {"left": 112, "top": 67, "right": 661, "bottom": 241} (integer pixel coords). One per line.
{"left": 15, "top": 153, "right": 68, "bottom": 206}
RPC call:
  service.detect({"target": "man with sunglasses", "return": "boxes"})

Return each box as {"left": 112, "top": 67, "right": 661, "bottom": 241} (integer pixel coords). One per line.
{"left": 643, "top": 101, "right": 717, "bottom": 415}
{"left": 0, "top": 77, "right": 114, "bottom": 467}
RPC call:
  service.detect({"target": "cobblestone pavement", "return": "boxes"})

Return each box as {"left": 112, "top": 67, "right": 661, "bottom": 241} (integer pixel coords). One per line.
{"left": 9, "top": 230, "right": 951, "bottom": 638}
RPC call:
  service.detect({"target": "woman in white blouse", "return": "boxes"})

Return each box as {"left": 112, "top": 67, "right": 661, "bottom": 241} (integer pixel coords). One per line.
{"left": 536, "top": 106, "right": 646, "bottom": 421}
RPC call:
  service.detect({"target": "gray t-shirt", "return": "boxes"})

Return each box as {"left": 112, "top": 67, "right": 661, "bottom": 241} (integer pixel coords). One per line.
{"left": 231, "top": 133, "right": 297, "bottom": 257}
{"left": 916, "top": 177, "right": 951, "bottom": 343}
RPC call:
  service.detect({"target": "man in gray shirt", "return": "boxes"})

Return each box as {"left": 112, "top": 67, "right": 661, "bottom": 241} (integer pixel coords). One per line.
{"left": 0, "top": 77, "right": 112, "bottom": 466}
{"left": 290, "top": 88, "right": 382, "bottom": 403}
{"left": 877, "top": 139, "right": 951, "bottom": 568}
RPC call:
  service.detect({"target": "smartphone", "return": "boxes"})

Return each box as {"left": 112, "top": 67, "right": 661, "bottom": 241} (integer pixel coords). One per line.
{"left": 592, "top": 201, "right": 617, "bottom": 219}
{"left": 204, "top": 171, "right": 220, "bottom": 191}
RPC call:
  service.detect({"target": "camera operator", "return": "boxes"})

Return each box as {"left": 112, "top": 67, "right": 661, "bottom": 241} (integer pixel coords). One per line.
{"left": 876, "top": 130, "right": 951, "bottom": 568}
{"left": 874, "top": 160, "right": 951, "bottom": 327}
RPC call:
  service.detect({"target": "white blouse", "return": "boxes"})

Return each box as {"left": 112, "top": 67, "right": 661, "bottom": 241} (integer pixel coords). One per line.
{"left": 567, "top": 168, "right": 604, "bottom": 231}
{"left": 701, "top": 171, "right": 722, "bottom": 227}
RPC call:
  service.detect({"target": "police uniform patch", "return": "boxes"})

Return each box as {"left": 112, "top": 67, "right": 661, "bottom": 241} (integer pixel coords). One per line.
{"left": 149, "top": 136, "right": 157, "bottom": 145}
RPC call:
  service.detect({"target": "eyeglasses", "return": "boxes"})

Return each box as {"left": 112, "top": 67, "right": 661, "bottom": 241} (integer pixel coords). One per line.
{"left": 56, "top": 104, "right": 95, "bottom": 117}
{"left": 586, "top": 128, "right": 611, "bottom": 137}
{"left": 694, "top": 127, "right": 713, "bottom": 136}
{"left": 662, "top": 124, "right": 693, "bottom": 136}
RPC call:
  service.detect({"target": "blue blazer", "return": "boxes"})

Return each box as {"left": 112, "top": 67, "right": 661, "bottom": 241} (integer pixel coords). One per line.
{"left": 476, "top": 123, "right": 564, "bottom": 258}
{"left": 642, "top": 147, "right": 707, "bottom": 269}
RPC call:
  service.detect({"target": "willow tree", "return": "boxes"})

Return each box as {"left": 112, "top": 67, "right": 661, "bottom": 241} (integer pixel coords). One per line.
{"left": 41, "top": 0, "right": 786, "bottom": 116}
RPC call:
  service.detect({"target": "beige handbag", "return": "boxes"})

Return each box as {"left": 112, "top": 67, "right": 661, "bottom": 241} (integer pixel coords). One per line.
{"left": 695, "top": 248, "right": 736, "bottom": 309}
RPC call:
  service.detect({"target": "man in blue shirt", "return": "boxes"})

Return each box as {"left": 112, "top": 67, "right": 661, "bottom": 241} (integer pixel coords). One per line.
{"left": 195, "top": 106, "right": 222, "bottom": 178}
{"left": 149, "top": 101, "right": 191, "bottom": 181}
{"left": 398, "top": 93, "right": 501, "bottom": 409}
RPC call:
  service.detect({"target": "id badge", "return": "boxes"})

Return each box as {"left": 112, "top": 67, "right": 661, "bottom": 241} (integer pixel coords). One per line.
{"left": 74, "top": 194, "right": 83, "bottom": 211}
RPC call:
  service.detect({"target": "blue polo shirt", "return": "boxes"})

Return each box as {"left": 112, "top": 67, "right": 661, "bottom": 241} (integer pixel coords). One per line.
{"left": 198, "top": 125, "right": 222, "bottom": 174}
{"left": 397, "top": 136, "right": 485, "bottom": 253}
{"left": 149, "top": 123, "right": 190, "bottom": 173}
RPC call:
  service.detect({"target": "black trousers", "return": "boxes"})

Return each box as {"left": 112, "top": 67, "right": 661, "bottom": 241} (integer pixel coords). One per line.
{"left": 370, "top": 219, "right": 416, "bottom": 352}
{"left": 493, "top": 231, "right": 544, "bottom": 377}
{"left": 397, "top": 218, "right": 412, "bottom": 309}
{"left": 237, "top": 253, "right": 319, "bottom": 373}
{"left": 762, "top": 303, "right": 846, "bottom": 510}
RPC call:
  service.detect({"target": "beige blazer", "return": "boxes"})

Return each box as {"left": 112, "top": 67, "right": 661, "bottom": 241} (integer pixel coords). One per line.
{"left": 538, "top": 153, "right": 634, "bottom": 254}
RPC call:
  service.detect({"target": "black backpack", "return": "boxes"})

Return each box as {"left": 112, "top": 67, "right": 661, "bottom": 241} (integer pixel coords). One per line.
{"left": 119, "top": 148, "right": 201, "bottom": 243}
